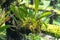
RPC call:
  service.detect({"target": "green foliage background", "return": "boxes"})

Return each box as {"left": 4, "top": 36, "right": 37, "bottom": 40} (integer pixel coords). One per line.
{"left": 0, "top": 0, "right": 60, "bottom": 40}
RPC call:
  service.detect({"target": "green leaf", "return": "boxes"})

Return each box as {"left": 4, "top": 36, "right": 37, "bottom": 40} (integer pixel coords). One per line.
{"left": 10, "top": 5, "right": 22, "bottom": 20}
{"left": 18, "top": 7, "right": 29, "bottom": 19}
{"left": 35, "top": 0, "right": 40, "bottom": 13}
{"left": 28, "top": 9, "right": 34, "bottom": 18}
{"left": 0, "top": 25, "right": 10, "bottom": 32}
{"left": 39, "top": 12, "right": 52, "bottom": 19}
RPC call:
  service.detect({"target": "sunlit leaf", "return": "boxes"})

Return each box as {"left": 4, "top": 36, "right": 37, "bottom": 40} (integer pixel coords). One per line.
{"left": 35, "top": 0, "right": 40, "bottom": 13}
{"left": 39, "top": 12, "right": 52, "bottom": 19}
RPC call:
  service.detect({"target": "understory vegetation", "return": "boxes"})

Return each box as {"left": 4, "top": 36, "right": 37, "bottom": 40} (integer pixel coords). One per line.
{"left": 0, "top": 0, "right": 60, "bottom": 40}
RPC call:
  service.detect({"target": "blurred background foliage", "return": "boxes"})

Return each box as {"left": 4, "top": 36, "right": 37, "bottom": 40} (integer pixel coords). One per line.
{"left": 0, "top": 0, "right": 60, "bottom": 40}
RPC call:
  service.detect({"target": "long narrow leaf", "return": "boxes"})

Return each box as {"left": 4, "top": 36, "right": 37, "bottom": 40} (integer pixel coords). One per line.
{"left": 35, "top": 0, "right": 40, "bottom": 13}
{"left": 39, "top": 12, "right": 52, "bottom": 19}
